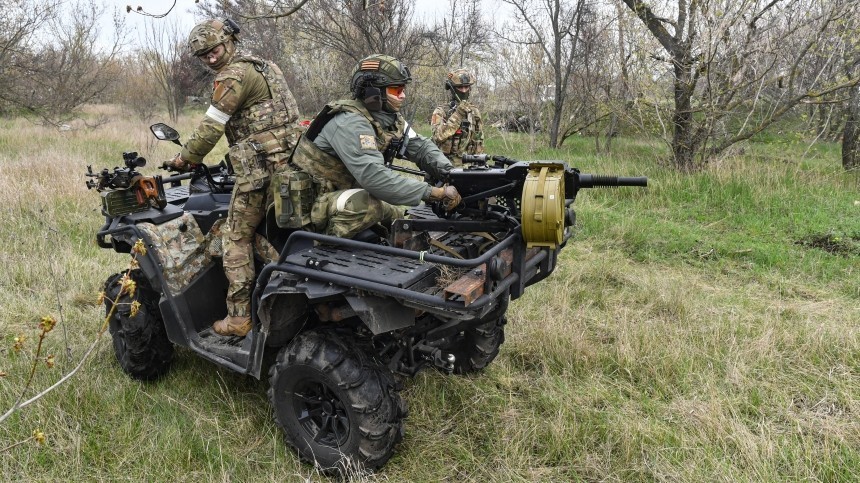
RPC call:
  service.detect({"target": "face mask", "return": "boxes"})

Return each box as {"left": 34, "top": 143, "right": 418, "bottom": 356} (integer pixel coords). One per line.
{"left": 452, "top": 86, "right": 470, "bottom": 102}
{"left": 384, "top": 88, "right": 405, "bottom": 112}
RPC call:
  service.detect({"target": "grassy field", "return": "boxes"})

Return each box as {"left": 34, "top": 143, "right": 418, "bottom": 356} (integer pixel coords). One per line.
{"left": 1, "top": 105, "right": 858, "bottom": 481}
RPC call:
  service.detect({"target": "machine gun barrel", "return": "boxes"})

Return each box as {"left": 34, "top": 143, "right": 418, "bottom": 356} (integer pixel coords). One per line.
{"left": 575, "top": 174, "right": 648, "bottom": 188}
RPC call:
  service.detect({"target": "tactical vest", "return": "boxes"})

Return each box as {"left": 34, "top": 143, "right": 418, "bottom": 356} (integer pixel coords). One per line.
{"left": 221, "top": 55, "right": 301, "bottom": 154}
{"left": 434, "top": 104, "right": 480, "bottom": 157}
{"left": 290, "top": 100, "right": 406, "bottom": 193}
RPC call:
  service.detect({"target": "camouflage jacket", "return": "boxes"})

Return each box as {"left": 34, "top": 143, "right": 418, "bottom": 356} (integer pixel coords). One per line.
{"left": 290, "top": 99, "right": 452, "bottom": 206}
{"left": 181, "top": 54, "right": 301, "bottom": 164}
{"left": 430, "top": 100, "right": 483, "bottom": 158}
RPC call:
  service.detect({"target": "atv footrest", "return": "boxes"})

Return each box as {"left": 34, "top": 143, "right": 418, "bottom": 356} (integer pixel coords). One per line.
{"left": 284, "top": 244, "right": 437, "bottom": 289}
{"left": 197, "top": 327, "right": 250, "bottom": 357}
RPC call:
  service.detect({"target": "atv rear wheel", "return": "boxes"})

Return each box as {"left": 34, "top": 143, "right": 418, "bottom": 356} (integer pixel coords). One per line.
{"left": 441, "top": 316, "right": 506, "bottom": 374}
{"left": 268, "top": 331, "right": 406, "bottom": 473}
{"left": 104, "top": 271, "right": 173, "bottom": 381}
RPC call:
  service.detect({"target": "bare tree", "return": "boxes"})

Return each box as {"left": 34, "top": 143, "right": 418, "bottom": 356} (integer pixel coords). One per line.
{"left": 293, "top": 0, "right": 428, "bottom": 65}
{"left": 839, "top": 5, "right": 860, "bottom": 170}
{"left": 486, "top": 41, "right": 553, "bottom": 151}
{"left": 0, "top": 1, "right": 60, "bottom": 109}
{"left": 621, "top": 0, "right": 860, "bottom": 169}
{"left": 1, "top": 0, "right": 125, "bottom": 126}
{"left": 500, "top": 0, "right": 589, "bottom": 148}
{"left": 556, "top": 7, "right": 618, "bottom": 148}
{"left": 139, "top": 19, "right": 203, "bottom": 122}
{"left": 425, "top": 0, "right": 494, "bottom": 67}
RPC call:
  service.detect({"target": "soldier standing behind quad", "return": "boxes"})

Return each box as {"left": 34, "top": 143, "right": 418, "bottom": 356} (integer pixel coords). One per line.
{"left": 163, "top": 18, "right": 302, "bottom": 337}
{"left": 287, "top": 54, "right": 461, "bottom": 239}
{"left": 430, "top": 68, "right": 484, "bottom": 166}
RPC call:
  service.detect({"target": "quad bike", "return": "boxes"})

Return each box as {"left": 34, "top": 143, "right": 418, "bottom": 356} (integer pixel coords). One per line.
{"left": 85, "top": 123, "right": 647, "bottom": 472}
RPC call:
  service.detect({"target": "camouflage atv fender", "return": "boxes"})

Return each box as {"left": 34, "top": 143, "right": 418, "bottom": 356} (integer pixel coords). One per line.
{"left": 135, "top": 213, "right": 213, "bottom": 294}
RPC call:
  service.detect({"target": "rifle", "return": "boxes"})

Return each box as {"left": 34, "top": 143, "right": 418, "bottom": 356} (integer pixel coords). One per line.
{"left": 383, "top": 118, "right": 427, "bottom": 177}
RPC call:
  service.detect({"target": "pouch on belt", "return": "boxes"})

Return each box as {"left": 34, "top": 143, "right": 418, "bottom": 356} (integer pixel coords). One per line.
{"left": 272, "top": 166, "right": 314, "bottom": 229}
{"left": 229, "top": 142, "right": 269, "bottom": 193}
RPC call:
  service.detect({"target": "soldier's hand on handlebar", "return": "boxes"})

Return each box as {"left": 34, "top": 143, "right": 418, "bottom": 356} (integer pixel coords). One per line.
{"left": 428, "top": 184, "right": 461, "bottom": 212}
{"left": 162, "top": 153, "right": 194, "bottom": 172}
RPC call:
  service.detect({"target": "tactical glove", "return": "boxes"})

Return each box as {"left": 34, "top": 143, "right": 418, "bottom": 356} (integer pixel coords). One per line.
{"left": 427, "top": 185, "right": 461, "bottom": 211}
{"left": 457, "top": 101, "right": 472, "bottom": 114}
{"left": 162, "top": 153, "right": 194, "bottom": 172}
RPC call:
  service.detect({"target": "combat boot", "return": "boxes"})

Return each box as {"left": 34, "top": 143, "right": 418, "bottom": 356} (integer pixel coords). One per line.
{"left": 213, "top": 316, "right": 252, "bottom": 337}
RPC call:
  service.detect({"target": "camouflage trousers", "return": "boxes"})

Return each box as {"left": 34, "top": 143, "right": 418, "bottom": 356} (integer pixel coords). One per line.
{"left": 223, "top": 184, "right": 267, "bottom": 317}
{"left": 310, "top": 188, "right": 404, "bottom": 239}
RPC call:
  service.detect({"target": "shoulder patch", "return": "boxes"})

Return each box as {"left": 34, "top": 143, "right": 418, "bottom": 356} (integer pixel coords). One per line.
{"left": 359, "top": 134, "right": 377, "bottom": 150}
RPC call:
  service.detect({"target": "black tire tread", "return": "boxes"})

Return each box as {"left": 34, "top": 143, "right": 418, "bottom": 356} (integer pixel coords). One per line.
{"left": 268, "top": 330, "right": 406, "bottom": 472}
{"left": 447, "top": 316, "right": 506, "bottom": 374}
{"left": 104, "top": 271, "right": 173, "bottom": 381}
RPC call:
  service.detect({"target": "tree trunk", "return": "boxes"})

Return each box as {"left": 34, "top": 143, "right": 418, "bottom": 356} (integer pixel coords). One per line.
{"left": 671, "top": 56, "right": 697, "bottom": 171}
{"left": 843, "top": 82, "right": 860, "bottom": 170}
{"left": 549, "top": 100, "right": 562, "bottom": 148}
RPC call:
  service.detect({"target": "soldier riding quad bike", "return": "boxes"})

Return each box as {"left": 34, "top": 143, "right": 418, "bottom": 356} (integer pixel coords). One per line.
{"left": 86, "top": 122, "right": 647, "bottom": 472}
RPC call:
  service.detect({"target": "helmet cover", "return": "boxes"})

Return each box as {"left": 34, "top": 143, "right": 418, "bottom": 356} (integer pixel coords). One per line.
{"left": 350, "top": 54, "right": 412, "bottom": 94}
{"left": 188, "top": 19, "right": 235, "bottom": 56}
{"left": 447, "top": 68, "right": 474, "bottom": 88}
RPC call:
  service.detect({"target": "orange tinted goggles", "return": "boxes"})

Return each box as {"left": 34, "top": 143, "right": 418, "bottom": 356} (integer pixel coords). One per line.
{"left": 386, "top": 85, "right": 405, "bottom": 96}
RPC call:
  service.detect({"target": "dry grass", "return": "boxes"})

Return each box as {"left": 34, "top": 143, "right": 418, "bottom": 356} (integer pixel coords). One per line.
{"left": 1, "top": 106, "right": 858, "bottom": 481}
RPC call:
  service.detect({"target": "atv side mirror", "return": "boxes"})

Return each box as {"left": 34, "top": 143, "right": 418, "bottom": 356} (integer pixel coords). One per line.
{"left": 150, "top": 123, "right": 182, "bottom": 146}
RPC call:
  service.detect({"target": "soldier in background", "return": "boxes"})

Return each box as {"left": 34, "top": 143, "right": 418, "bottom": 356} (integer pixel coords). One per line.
{"left": 287, "top": 54, "right": 461, "bottom": 239}
{"left": 164, "top": 18, "right": 302, "bottom": 337}
{"left": 430, "top": 68, "right": 484, "bottom": 166}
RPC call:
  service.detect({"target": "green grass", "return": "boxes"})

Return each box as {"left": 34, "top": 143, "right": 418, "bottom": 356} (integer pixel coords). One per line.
{"left": 1, "top": 105, "right": 858, "bottom": 481}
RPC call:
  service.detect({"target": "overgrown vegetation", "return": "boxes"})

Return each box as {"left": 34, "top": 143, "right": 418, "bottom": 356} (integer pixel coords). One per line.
{"left": 0, "top": 106, "right": 857, "bottom": 480}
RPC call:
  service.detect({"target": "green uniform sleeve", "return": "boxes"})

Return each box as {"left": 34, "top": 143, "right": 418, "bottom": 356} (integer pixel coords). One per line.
{"left": 180, "top": 67, "right": 251, "bottom": 163}
{"left": 315, "top": 112, "right": 432, "bottom": 206}
{"left": 403, "top": 125, "right": 453, "bottom": 182}
{"left": 431, "top": 102, "right": 473, "bottom": 145}
{"left": 430, "top": 106, "right": 448, "bottom": 140}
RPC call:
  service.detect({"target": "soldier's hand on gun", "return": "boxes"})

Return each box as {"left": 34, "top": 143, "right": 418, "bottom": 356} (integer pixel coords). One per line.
{"left": 428, "top": 184, "right": 461, "bottom": 212}
{"left": 457, "top": 101, "right": 472, "bottom": 114}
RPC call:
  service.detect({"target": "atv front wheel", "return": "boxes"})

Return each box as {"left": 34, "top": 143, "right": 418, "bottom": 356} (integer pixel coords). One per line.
{"left": 104, "top": 271, "right": 174, "bottom": 381}
{"left": 441, "top": 316, "right": 506, "bottom": 374}
{"left": 268, "top": 331, "right": 406, "bottom": 472}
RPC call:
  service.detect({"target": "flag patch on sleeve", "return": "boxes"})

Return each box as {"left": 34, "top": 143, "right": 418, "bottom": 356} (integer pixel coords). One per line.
{"left": 359, "top": 134, "right": 377, "bottom": 150}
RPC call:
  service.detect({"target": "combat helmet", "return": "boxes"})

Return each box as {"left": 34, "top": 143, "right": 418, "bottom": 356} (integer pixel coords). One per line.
{"left": 445, "top": 68, "right": 475, "bottom": 101}
{"left": 350, "top": 54, "right": 412, "bottom": 111}
{"left": 187, "top": 18, "right": 240, "bottom": 57}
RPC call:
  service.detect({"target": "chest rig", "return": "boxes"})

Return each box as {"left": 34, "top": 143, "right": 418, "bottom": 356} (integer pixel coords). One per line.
{"left": 222, "top": 55, "right": 300, "bottom": 154}
{"left": 289, "top": 100, "right": 406, "bottom": 193}
{"left": 436, "top": 103, "right": 478, "bottom": 156}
